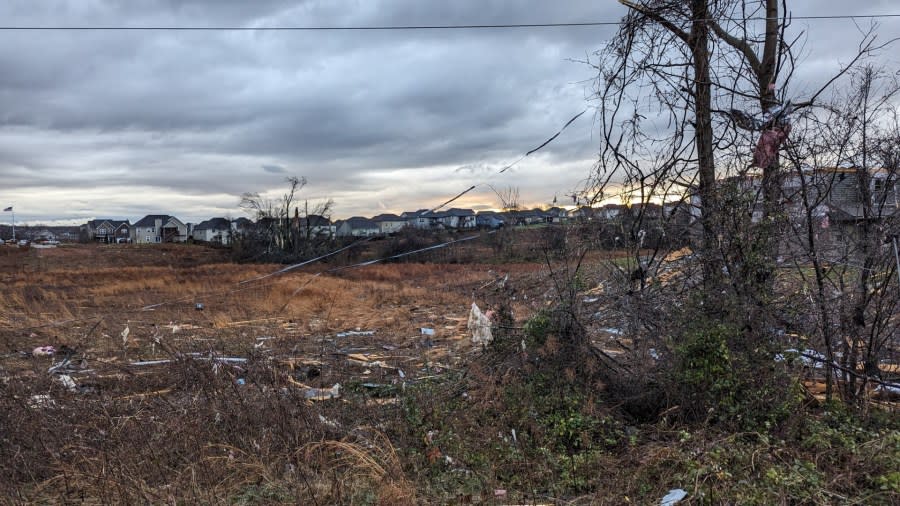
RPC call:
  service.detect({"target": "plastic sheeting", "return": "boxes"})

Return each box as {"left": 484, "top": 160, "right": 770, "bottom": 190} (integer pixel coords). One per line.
{"left": 468, "top": 303, "right": 493, "bottom": 346}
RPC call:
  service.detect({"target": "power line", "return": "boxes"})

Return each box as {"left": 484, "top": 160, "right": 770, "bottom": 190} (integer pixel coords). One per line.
{"left": 1, "top": 14, "right": 900, "bottom": 31}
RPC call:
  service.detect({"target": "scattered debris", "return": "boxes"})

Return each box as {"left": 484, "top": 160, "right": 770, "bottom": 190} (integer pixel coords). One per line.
{"left": 874, "top": 384, "right": 900, "bottom": 401}
{"left": 301, "top": 383, "right": 341, "bottom": 401}
{"left": 129, "top": 359, "right": 172, "bottom": 367}
{"left": 775, "top": 349, "right": 826, "bottom": 368}
{"left": 285, "top": 375, "right": 341, "bottom": 400}
{"left": 467, "top": 303, "right": 493, "bottom": 346}
{"left": 318, "top": 414, "right": 341, "bottom": 429}
{"left": 225, "top": 317, "right": 281, "bottom": 327}
{"left": 32, "top": 346, "right": 56, "bottom": 358}
{"left": 55, "top": 374, "right": 78, "bottom": 391}
{"left": 115, "top": 388, "right": 174, "bottom": 401}
{"left": 48, "top": 356, "right": 90, "bottom": 375}
{"left": 129, "top": 355, "right": 248, "bottom": 367}
{"left": 660, "top": 488, "right": 688, "bottom": 505}
{"left": 28, "top": 394, "right": 55, "bottom": 409}
{"left": 336, "top": 330, "right": 375, "bottom": 338}
{"left": 164, "top": 323, "right": 201, "bottom": 334}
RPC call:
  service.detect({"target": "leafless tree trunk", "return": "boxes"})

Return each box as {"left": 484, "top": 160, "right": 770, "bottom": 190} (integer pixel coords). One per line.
{"left": 238, "top": 176, "right": 334, "bottom": 261}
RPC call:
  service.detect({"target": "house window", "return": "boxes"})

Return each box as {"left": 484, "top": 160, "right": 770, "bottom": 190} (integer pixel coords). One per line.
{"left": 874, "top": 179, "right": 885, "bottom": 192}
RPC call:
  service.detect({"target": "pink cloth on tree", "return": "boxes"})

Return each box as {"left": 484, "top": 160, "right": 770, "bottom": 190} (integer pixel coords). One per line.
{"left": 752, "top": 124, "right": 791, "bottom": 168}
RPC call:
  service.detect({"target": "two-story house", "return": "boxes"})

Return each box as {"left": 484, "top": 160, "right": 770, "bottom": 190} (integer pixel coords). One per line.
{"left": 132, "top": 215, "right": 188, "bottom": 244}
{"left": 82, "top": 219, "right": 132, "bottom": 243}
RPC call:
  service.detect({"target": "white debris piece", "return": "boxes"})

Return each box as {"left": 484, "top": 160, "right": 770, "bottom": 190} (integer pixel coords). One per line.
{"left": 336, "top": 330, "right": 375, "bottom": 338}
{"left": 468, "top": 303, "right": 493, "bottom": 346}
{"left": 304, "top": 383, "right": 341, "bottom": 401}
{"left": 775, "top": 349, "right": 826, "bottom": 368}
{"left": 660, "top": 488, "right": 688, "bottom": 505}
{"left": 55, "top": 374, "right": 78, "bottom": 392}
{"left": 32, "top": 346, "right": 56, "bottom": 358}
{"left": 28, "top": 394, "right": 55, "bottom": 409}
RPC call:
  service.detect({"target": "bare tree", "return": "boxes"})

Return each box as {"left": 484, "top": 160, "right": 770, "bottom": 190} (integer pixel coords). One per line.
{"left": 238, "top": 176, "right": 336, "bottom": 261}
{"left": 578, "top": 0, "right": 896, "bottom": 419}
{"left": 781, "top": 66, "right": 900, "bottom": 402}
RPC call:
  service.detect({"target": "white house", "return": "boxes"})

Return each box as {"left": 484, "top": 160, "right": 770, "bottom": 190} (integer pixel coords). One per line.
{"left": 335, "top": 217, "right": 380, "bottom": 237}
{"left": 299, "top": 214, "right": 336, "bottom": 238}
{"left": 401, "top": 210, "right": 435, "bottom": 229}
{"left": 372, "top": 213, "right": 407, "bottom": 234}
{"left": 132, "top": 215, "right": 188, "bottom": 244}
{"left": 192, "top": 217, "right": 232, "bottom": 244}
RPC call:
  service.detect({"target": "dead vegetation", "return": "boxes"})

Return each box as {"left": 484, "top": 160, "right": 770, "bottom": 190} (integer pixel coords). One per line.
{"left": 0, "top": 241, "right": 898, "bottom": 504}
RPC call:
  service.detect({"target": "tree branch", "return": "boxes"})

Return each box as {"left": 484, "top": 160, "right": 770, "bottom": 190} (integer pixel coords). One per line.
{"left": 619, "top": 0, "right": 691, "bottom": 45}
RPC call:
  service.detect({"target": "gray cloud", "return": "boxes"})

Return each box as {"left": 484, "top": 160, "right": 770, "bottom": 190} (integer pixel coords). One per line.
{"left": 262, "top": 164, "right": 287, "bottom": 173}
{"left": 0, "top": 1, "right": 897, "bottom": 225}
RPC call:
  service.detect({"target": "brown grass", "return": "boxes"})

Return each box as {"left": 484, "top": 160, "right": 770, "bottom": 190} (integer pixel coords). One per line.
{"left": 0, "top": 243, "right": 534, "bottom": 503}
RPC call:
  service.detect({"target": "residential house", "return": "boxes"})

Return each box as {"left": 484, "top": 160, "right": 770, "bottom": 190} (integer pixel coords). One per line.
{"left": 335, "top": 217, "right": 380, "bottom": 237}
{"left": 192, "top": 217, "right": 233, "bottom": 244}
{"left": 629, "top": 202, "right": 664, "bottom": 220}
{"left": 231, "top": 217, "right": 253, "bottom": 237}
{"left": 511, "top": 209, "right": 548, "bottom": 226}
{"left": 82, "top": 219, "right": 132, "bottom": 243}
{"left": 435, "top": 208, "right": 477, "bottom": 229}
{"left": 298, "top": 214, "right": 335, "bottom": 238}
{"left": 475, "top": 211, "right": 505, "bottom": 229}
{"left": 132, "top": 215, "right": 188, "bottom": 244}
{"left": 688, "top": 166, "right": 900, "bottom": 254}
{"left": 402, "top": 209, "right": 434, "bottom": 229}
{"left": 545, "top": 207, "right": 569, "bottom": 223}
{"left": 568, "top": 206, "right": 596, "bottom": 221}
{"left": 372, "top": 213, "right": 407, "bottom": 234}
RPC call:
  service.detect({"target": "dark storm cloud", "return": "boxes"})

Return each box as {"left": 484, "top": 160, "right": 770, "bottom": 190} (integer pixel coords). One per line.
{"left": 0, "top": 1, "right": 897, "bottom": 224}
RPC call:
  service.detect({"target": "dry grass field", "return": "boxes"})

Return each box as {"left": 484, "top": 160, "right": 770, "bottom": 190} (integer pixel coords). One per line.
{"left": 1, "top": 242, "right": 898, "bottom": 504}
{"left": 0, "top": 242, "right": 554, "bottom": 503}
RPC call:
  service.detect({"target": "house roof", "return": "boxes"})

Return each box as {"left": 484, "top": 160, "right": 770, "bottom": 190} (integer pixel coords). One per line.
{"left": 194, "top": 217, "right": 231, "bottom": 231}
{"left": 134, "top": 214, "right": 173, "bottom": 227}
{"left": 371, "top": 213, "right": 402, "bottom": 222}
{"left": 300, "top": 214, "right": 332, "bottom": 227}
{"left": 343, "top": 217, "right": 378, "bottom": 229}
{"left": 88, "top": 219, "right": 130, "bottom": 229}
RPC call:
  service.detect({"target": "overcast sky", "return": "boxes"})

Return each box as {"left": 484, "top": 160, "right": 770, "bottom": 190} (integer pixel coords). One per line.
{"left": 1, "top": 1, "right": 898, "bottom": 225}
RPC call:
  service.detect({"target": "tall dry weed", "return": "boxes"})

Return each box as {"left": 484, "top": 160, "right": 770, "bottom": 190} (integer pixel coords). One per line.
{"left": 303, "top": 428, "right": 416, "bottom": 505}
